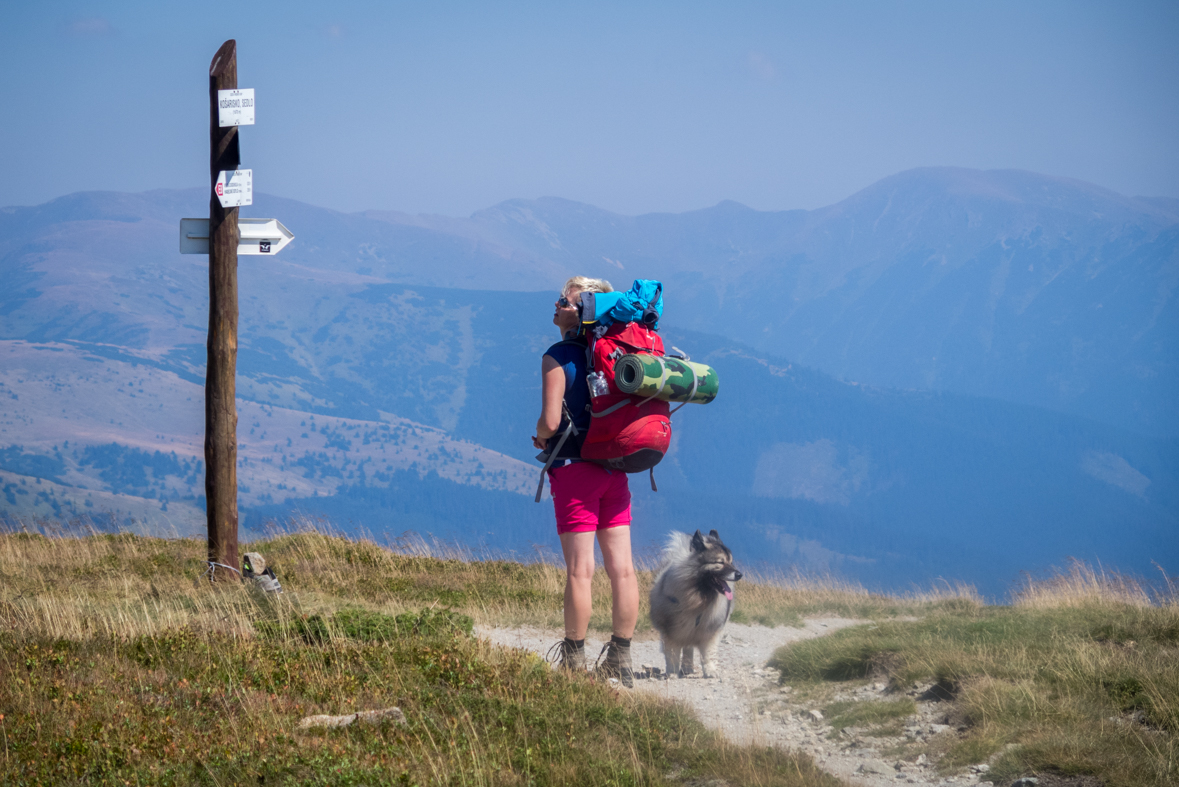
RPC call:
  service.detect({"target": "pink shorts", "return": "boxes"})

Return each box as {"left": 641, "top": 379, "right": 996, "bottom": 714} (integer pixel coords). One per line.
{"left": 549, "top": 462, "right": 632, "bottom": 534}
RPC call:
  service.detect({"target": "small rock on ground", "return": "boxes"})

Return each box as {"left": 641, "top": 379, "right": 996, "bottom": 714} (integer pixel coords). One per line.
{"left": 297, "top": 706, "right": 406, "bottom": 730}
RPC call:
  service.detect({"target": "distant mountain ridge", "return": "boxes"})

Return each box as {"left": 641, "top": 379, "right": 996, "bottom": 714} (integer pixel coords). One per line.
{"left": 0, "top": 290, "right": 1173, "bottom": 595}
{"left": 462, "top": 168, "right": 1179, "bottom": 437}
{"left": 1, "top": 168, "right": 1176, "bottom": 595}
{"left": 4, "top": 167, "right": 1174, "bottom": 435}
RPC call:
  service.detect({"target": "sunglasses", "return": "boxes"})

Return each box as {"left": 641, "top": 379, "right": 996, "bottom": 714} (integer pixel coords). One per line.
{"left": 557, "top": 296, "right": 572, "bottom": 308}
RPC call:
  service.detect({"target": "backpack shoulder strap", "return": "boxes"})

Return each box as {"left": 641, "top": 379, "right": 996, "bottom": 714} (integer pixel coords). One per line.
{"left": 534, "top": 401, "right": 579, "bottom": 503}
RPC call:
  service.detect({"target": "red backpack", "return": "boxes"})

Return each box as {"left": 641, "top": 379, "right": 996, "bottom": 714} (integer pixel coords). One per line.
{"left": 580, "top": 321, "right": 672, "bottom": 485}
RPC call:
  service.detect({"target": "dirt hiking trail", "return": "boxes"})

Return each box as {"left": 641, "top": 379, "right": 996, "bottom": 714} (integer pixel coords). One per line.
{"left": 479, "top": 620, "right": 1001, "bottom": 787}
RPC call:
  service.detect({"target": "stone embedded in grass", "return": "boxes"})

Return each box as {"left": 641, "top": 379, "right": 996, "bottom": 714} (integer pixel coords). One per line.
{"left": 808, "top": 709, "right": 824, "bottom": 722}
{"left": 855, "top": 759, "right": 892, "bottom": 775}
{"left": 296, "top": 707, "right": 407, "bottom": 730}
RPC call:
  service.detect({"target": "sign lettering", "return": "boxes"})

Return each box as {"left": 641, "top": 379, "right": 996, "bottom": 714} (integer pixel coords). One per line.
{"left": 217, "top": 88, "right": 255, "bottom": 127}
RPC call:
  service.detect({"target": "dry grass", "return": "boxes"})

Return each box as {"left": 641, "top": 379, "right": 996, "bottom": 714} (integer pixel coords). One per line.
{"left": 732, "top": 565, "right": 981, "bottom": 627}
{"left": 4, "top": 520, "right": 1168, "bottom": 786}
{"left": 1013, "top": 557, "right": 1176, "bottom": 609}
{"left": 0, "top": 530, "right": 260, "bottom": 640}
{"left": 770, "top": 564, "right": 1179, "bottom": 787}
{"left": 0, "top": 519, "right": 978, "bottom": 642}
{"left": 0, "top": 522, "right": 854, "bottom": 786}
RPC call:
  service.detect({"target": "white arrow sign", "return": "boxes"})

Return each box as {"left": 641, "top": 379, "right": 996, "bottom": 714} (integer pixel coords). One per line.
{"left": 217, "top": 88, "right": 255, "bottom": 127}
{"left": 215, "top": 169, "right": 252, "bottom": 208}
{"left": 237, "top": 218, "right": 294, "bottom": 255}
{"left": 180, "top": 218, "right": 294, "bottom": 255}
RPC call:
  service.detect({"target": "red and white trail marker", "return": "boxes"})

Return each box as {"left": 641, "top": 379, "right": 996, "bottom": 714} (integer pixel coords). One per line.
{"left": 215, "top": 169, "right": 252, "bottom": 208}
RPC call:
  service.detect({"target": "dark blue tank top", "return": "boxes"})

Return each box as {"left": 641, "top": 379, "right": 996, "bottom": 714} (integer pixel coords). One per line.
{"left": 544, "top": 337, "right": 590, "bottom": 460}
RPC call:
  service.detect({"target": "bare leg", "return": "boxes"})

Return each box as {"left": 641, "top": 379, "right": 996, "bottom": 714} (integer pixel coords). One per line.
{"left": 559, "top": 531, "right": 596, "bottom": 640}
{"left": 596, "top": 525, "right": 638, "bottom": 638}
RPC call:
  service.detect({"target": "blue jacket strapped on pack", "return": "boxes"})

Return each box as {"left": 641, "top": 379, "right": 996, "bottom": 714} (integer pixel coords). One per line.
{"left": 578, "top": 279, "right": 663, "bottom": 330}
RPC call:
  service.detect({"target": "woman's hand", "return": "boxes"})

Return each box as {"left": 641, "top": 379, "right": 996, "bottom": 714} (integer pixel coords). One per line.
{"left": 532, "top": 435, "right": 549, "bottom": 450}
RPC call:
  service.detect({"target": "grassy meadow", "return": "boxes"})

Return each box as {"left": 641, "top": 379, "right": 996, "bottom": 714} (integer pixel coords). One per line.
{"left": 0, "top": 525, "right": 870, "bottom": 787}
{"left": 770, "top": 560, "right": 1178, "bottom": 787}
{"left": 0, "top": 523, "right": 1174, "bottom": 786}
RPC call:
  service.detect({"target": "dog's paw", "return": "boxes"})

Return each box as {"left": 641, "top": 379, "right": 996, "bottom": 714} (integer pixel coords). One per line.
{"left": 702, "top": 662, "right": 720, "bottom": 679}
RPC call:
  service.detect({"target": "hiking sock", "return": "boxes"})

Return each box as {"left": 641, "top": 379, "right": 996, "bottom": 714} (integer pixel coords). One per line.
{"left": 610, "top": 635, "right": 631, "bottom": 647}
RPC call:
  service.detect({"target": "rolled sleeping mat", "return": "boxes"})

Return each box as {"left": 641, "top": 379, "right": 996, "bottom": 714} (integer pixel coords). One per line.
{"left": 613, "top": 354, "right": 718, "bottom": 404}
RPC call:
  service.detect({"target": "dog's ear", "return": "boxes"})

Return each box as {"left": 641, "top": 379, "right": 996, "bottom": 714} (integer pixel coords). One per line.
{"left": 709, "top": 529, "right": 720, "bottom": 540}
{"left": 690, "top": 530, "right": 706, "bottom": 552}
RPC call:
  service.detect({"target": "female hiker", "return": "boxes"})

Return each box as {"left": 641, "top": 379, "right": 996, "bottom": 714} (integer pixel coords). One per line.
{"left": 533, "top": 276, "right": 637, "bottom": 687}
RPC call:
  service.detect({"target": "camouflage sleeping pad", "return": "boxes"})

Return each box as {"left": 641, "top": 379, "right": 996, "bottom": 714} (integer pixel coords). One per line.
{"left": 613, "top": 353, "right": 718, "bottom": 404}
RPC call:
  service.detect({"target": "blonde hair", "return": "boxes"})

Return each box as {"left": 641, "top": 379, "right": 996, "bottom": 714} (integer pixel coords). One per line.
{"left": 562, "top": 276, "right": 614, "bottom": 297}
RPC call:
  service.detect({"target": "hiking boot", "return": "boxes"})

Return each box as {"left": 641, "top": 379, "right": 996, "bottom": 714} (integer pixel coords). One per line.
{"left": 546, "top": 638, "right": 587, "bottom": 673}
{"left": 594, "top": 636, "right": 634, "bottom": 688}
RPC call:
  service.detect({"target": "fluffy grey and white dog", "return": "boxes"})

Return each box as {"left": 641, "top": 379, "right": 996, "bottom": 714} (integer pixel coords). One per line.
{"left": 649, "top": 529, "right": 743, "bottom": 678}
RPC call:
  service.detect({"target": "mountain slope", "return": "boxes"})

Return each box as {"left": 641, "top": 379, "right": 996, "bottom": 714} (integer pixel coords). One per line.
{"left": 469, "top": 169, "right": 1179, "bottom": 436}
{"left": 3, "top": 168, "right": 1173, "bottom": 434}
{"left": 0, "top": 340, "right": 536, "bottom": 535}
{"left": 2, "top": 294, "right": 1174, "bottom": 596}
{"left": 1, "top": 173, "right": 1176, "bottom": 594}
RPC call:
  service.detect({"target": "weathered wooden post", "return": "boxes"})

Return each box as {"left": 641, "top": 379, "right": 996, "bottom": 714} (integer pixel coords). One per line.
{"left": 206, "top": 39, "right": 241, "bottom": 579}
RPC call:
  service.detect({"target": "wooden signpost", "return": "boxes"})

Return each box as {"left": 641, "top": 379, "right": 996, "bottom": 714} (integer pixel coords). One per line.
{"left": 205, "top": 39, "right": 242, "bottom": 580}
{"left": 182, "top": 41, "right": 293, "bottom": 581}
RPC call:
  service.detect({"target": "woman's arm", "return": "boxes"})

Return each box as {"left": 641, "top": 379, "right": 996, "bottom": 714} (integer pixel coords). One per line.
{"left": 533, "top": 354, "right": 566, "bottom": 447}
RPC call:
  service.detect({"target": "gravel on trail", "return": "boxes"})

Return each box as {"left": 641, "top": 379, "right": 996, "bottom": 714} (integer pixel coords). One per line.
{"left": 478, "top": 621, "right": 998, "bottom": 787}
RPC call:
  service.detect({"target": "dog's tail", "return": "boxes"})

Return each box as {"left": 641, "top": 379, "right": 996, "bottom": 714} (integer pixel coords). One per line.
{"left": 660, "top": 531, "right": 693, "bottom": 564}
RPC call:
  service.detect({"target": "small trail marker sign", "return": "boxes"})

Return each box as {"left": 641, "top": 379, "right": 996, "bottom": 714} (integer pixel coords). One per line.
{"left": 180, "top": 218, "right": 209, "bottom": 254}
{"left": 215, "top": 169, "right": 253, "bottom": 208}
{"left": 180, "top": 218, "right": 294, "bottom": 256}
{"left": 238, "top": 218, "right": 294, "bottom": 255}
{"left": 217, "top": 88, "right": 255, "bottom": 127}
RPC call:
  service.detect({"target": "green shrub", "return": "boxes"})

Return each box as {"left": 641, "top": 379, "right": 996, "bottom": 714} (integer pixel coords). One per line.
{"left": 823, "top": 697, "right": 916, "bottom": 729}
{"left": 257, "top": 607, "right": 473, "bottom": 645}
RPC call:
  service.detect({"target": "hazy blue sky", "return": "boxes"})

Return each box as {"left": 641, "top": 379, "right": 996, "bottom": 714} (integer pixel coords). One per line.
{"left": 2, "top": 1, "right": 1176, "bottom": 216}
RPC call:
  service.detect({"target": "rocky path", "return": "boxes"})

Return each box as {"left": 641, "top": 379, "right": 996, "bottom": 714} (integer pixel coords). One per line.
{"left": 478, "top": 621, "right": 1000, "bottom": 787}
